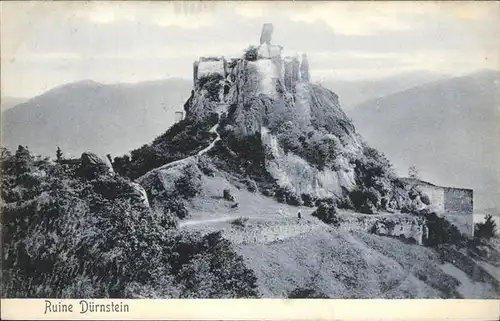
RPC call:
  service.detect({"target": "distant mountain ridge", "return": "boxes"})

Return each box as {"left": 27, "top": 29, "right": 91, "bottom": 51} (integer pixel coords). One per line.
{"left": 322, "top": 70, "right": 450, "bottom": 108}
{"left": 0, "top": 71, "right": 452, "bottom": 157}
{"left": 1, "top": 78, "right": 192, "bottom": 157}
{"left": 346, "top": 70, "right": 500, "bottom": 213}
{"left": 1, "top": 96, "right": 27, "bottom": 111}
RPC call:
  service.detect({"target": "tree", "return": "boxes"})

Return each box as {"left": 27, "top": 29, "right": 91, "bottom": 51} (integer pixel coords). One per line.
{"left": 56, "top": 146, "right": 63, "bottom": 162}
{"left": 424, "top": 212, "right": 466, "bottom": 247}
{"left": 14, "top": 145, "right": 34, "bottom": 174}
{"left": 474, "top": 214, "right": 498, "bottom": 239}
{"left": 408, "top": 165, "right": 419, "bottom": 179}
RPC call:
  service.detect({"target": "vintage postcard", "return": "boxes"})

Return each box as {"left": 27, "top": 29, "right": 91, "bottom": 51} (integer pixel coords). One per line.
{"left": 1, "top": 1, "right": 499, "bottom": 320}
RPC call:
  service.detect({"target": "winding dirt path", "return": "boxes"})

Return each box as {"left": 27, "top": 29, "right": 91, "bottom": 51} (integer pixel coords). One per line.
{"left": 137, "top": 123, "right": 221, "bottom": 184}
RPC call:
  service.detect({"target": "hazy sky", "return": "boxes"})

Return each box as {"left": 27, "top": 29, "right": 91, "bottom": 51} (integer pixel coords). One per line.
{"left": 1, "top": 1, "right": 499, "bottom": 98}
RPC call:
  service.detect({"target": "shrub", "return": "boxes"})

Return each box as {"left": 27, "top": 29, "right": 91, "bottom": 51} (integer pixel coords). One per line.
{"left": 197, "top": 74, "right": 224, "bottom": 102}
{"left": 312, "top": 200, "right": 340, "bottom": 226}
{"left": 288, "top": 287, "right": 329, "bottom": 298}
{"left": 223, "top": 189, "right": 235, "bottom": 202}
{"left": 169, "top": 231, "right": 260, "bottom": 298}
{"left": 348, "top": 144, "right": 396, "bottom": 213}
{"left": 337, "top": 195, "right": 355, "bottom": 210}
{"left": 242, "top": 178, "right": 258, "bottom": 193}
{"left": 175, "top": 166, "right": 202, "bottom": 199}
{"left": 369, "top": 218, "right": 397, "bottom": 235}
{"left": 275, "top": 187, "right": 301, "bottom": 206}
{"left": 474, "top": 214, "right": 497, "bottom": 240}
{"left": 198, "top": 156, "right": 216, "bottom": 177}
{"left": 274, "top": 125, "right": 342, "bottom": 171}
{"left": 231, "top": 217, "right": 248, "bottom": 228}
{"left": 164, "top": 199, "right": 189, "bottom": 219}
{"left": 400, "top": 202, "right": 420, "bottom": 214}
{"left": 348, "top": 188, "right": 380, "bottom": 214}
{"left": 301, "top": 193, "right": 315, "bottom": 207}
{"left": 13, "top": 145, "right": 35, "bottom": 174}
{"left": 244, "top": 46, "right": 258, "bottom": 61}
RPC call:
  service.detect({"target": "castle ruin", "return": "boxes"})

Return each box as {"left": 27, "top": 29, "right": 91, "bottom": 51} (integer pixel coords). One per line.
{"left": 191, "top": 23, "right": 310, "bottom": 95}
{"left": 174, "top": 111, "right": 184, "bottom": 123}
{"left": 402, "top": 177, "right": 474, "bottom": 235}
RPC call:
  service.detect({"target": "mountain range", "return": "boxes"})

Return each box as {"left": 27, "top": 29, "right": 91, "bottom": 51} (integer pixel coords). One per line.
{"left": 0, "top": 96, "right": 27, "bottom": 111}
{"left": 346, "top": 70, "right": 500, "bottom": 214}
{"left": 1, "top": 71, "right": 449, "bottom": 157}
{"left": 322, "top": 70, "right": 450, "bottom": 109}
{"left": 1, "top": 78, "right": 192, "bottom": 158}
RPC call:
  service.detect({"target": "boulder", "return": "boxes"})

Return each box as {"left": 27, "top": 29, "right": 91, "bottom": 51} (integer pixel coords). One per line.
{"left": 129, "top": 182, "right": 150, "bottom": 208}
{"left": 80, "top": 152, "right": 114, "bottom": 178}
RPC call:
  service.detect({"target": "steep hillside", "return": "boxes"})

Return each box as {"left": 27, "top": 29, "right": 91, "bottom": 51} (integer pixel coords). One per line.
{"left": 347, "top": 70, "right": 500, "bottom": 214}
{"left": 1, "top": 79, "right": 191, "bottom": 157}
{"left": 1, "top": 147, "right": 260, "bottom": 298}
{"left": 179, "top": 174, "right": 500, "bottom": 299}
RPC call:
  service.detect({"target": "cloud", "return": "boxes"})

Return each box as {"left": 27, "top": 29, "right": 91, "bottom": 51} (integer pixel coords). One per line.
{"left": 2, "top": 1, "right": 498, "bottom": 98}
{"left": 308, "top": 48, "right": 499, "bottom": 81}
{"left": 233, "top": 2, "right": 439, "bottom": 35}
{"left": 72, "top": 1, "right": 219, "bottom": 29}
{"left": 446, "top": 2, "right": 499, "bottom": 21}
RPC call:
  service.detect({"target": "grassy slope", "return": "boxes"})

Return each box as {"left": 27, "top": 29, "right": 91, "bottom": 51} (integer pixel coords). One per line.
{"left": 181, "top": 171, "right": 500, "bottom": 298}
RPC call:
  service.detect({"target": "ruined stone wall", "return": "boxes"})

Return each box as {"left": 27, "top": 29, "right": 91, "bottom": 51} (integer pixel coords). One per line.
{"left": 401, "top": 178, "right": 445, "bottom": 213}
{"left": 419, "top": 184, "right": 445, "bottom": 213}
{"left": 174, "top": 111, "right": 184, "bottom": 123}
{"left": 401, "top": 178, "right": 474, "bottom": 235}
{"left": 340, "top": 213, "right": 428, "bottom": 245}
{"left": 283, "top": 57, "right": 300, "bottom": 92}
{"left": 444, "top": 187, "right": 473, "bottom": 214}
{"left": 195, "top": 57, "right": 227, "bottom": 82}
{"left": 258, "top": 44, "right": 282, "bottom": 59}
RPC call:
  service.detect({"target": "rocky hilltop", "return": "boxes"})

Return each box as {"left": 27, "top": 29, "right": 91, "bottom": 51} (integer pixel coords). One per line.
{"left": 131, "top": 24, "right": 411, "bottom": 215}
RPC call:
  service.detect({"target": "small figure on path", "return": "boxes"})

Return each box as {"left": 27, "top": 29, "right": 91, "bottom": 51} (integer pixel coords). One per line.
{"left": 279, "top": 207, "right": 284, "bottom": 216}
{"left": 297, "top": 209, "right": 302, "bottom": 219}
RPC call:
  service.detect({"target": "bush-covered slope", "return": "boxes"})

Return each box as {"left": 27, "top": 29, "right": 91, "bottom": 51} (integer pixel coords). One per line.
{"left": 1, "top": 146, "right": 259, "bottom": 298}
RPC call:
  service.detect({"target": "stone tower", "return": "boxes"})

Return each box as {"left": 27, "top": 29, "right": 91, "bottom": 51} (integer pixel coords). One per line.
{"left": 260, "top": 23, "right": 274, "bottom": 45}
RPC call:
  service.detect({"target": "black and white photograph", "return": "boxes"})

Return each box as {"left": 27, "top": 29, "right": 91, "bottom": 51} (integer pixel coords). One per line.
{"left": 1, "top": 1, "right": 499, "bottom": 302}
